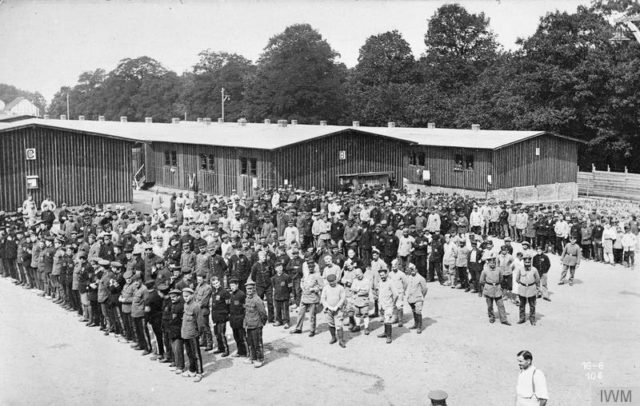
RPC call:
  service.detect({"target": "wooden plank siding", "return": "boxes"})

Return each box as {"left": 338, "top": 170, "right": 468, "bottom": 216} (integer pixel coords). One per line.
{"left": 273, "top": 130, "right": 409, "bottom": 192}
{"left": 493, "top": 134, "right": 578, "bottom": 189}
{"left": 150, "top": 142, "right": 275, "bottom": 196}
{"left": 402, "top": 147, "right": 493, "bottom": 191}
{"left": 0, "top": 126, "right": 132, "bottom": 211}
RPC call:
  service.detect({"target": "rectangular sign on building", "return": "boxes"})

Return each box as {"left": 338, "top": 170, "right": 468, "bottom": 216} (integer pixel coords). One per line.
{"left": 26, "top": 148, "right": 36, "bottom": 160}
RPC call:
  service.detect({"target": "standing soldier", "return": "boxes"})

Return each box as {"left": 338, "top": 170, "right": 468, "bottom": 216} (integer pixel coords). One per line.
{"left": 286, "top": 246, "right": 304, "bottom": 308}
{"left": 291, "top": 256, "right": 323, "bottom": 336}
{"left": 271, "top": 261, "right": 292, "bottom": 328}
{"left": 228, "top": 278, "right": 248, "bottom": 357}
{"left": 321, "top": 274, "right": 346, "bottom": 347}
{"left": 516, "top": 257, "right": 540, "bottom": 325}
{"left": 168, "top": 289, "right": 185, "bottom": 375}
{"left": 181, "top": 287, "right": 204, "bottom": 382}
{"left": 250, "top": 251, "right": 274, "bottom": 323}
{"left": 376, "top": 268, "right": 398, "bottom": 344}
{"left": 210, "top": 276, "right": 230, "bottom": 357}
{"left": 559, "top": 235, "right": 581, "bottom": 286}
{"left": 194, "top": 273, "right": 213, "bottom": 352}
{"left": 479, "top": 252, "right": 511, "bottom": 326}
{"left": 532, "top": 246, "right": 551, "bottom": 302}
{"left": 244, "top": 279, "right": 267, "bottom": 368}
{"left": 350, "top": 268, "right": 372, "bottom": 335}
{"left": 467, "top": 240, "right": 484, "bottom": 296}
{"left": 389, "top": 259, "right": 407, "bottom": 327}
{"left": 405, "top": 263, "right": 428, "bottom": 334}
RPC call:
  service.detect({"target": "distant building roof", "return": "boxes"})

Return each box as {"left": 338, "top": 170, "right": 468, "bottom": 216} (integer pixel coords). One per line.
{"left": 0, "top": 118, "right": 580, "bottom": 150}
{"left": 4, "top": 97, "right": 27, "bottom": 111}
{"left": 0, "top": 114, "right": 36, "bottom": 123}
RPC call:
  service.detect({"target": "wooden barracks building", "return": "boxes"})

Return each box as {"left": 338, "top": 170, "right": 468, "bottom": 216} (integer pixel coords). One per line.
{"left": 0, "top": 117, "right": 580, "bottom": 211}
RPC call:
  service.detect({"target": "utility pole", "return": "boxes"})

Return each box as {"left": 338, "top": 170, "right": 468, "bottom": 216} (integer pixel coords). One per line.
{"left": 221, "top": 87, "right": 230, "bottom": 122}
{"left": 66, "top": 92, "right": 70, "bottom": 119}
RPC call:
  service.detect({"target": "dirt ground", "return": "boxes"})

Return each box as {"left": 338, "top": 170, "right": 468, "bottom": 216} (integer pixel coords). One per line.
{"left": 1, "top": 251, "right": 639, "bottom": 406}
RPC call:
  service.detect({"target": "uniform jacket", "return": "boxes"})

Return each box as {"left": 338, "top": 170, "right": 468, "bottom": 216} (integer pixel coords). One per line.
{"left": 560, "top": 243, "right": 581, "bottom": 266}
{"left": 131, "top": 284, "right": 149, "bottom": 318}
{"left": 479, "top": 265, "right": 504, "bottom": 298}
{"left": 229, "top": 289, "right": 246, "bottom": 329}
{"left": 210, "top": 287, "right": 231, "bottom": 323}
{"left": 406, "top": 273, "right": 428, "bottom": 303}
{"left": 516, "top": 267, "right": 540, "bottom": 297}
{"left": 181, "top": 297, "right": 203, "bottom": 339}
{"left": 243, "top": 293, "right": 267, "bottom": 329}
{"left": 300, "top": 272, "right": 323, "bottom": 304}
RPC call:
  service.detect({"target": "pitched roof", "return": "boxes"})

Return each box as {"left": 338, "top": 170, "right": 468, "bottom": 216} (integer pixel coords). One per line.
{"left": 0, "top": 118, "right": 578, "bottom": 150}
{"left": 4, "top": 97, "right": 27, "bottom": 111}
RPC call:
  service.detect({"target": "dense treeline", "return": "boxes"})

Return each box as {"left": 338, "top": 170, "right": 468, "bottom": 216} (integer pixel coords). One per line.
{"left": 0, "top": 84, "right": 46, "bottom": 115}
{"left": 43, "top": 2, "right": 640, "bottom": 171}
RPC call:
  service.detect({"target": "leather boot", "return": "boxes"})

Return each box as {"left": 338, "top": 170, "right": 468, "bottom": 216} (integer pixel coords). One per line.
{"left": 329, "top": 327, "right": 337, "bottom": 344}
{"left": 409, "top": 312, "right": 418, "bottom": 329}
{"left": 397, "top": 310, "right": 403, "bottom": 327}
{"left": 337, "top": 329, "right": 345, "bottom": 348}
{"left": 417, "top": 315, "right": 423, "bottom": 334}
{"left": 385, "top": 324, "right": 392, "bottom": 344}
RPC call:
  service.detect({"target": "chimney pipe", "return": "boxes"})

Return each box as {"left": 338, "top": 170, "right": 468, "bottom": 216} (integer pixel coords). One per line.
{"left": 264, "top": 119, "right": 271, "bottom": 125}
{"left": 471, "top": 124, "right": 480, "bottom": 131}
{"left": 172, "top": 118, "right": 180, "bottom": 124}
{"left": 120, "top": 116, "right": 127, "bottom": 123}
{"left": 43, "top": 114, "right": 50, "bottom": 120}
{"left": 145, "top": 117, "right": 153, "bottom": 124}
{"left": 320, "top": 120, "right": 327, "bottom": 126}
{"left": 78, "top": 115, "right": 85, "bottom": 121}
{"left": 204, "top": 118, "right": 211, "bottom": 125}
{"left": 218, "top": 118, "right": 224, "bottom": 124}
{"left": 352, "top": 121, "right": 360, "bottom": 127}
{"left": 238, "top": 118, "right": 247, "bottom": 126}
{"left": 60, "top": 114, "right": 67, "bottom": 120}
{"left": 196, "top": 117, "right": 203, "bottom": 123}
{"left": 277, "top": 119, "right": 287, "bottom": 128}
{"left": 98, "top": 116, "right": 105, "bottom": 122}
{"left": 388, "top": 121, "right": 395, "bottom": 128}
{"left": 427, "top": 122, "right": 435, "bottom": 129}
{"left": 291, "top": 119, "right": 298, "bottom": 126}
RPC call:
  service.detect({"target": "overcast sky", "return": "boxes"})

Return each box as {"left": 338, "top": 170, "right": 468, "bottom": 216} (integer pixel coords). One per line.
{"left": 0, "top": 0, "right": 590, "bottom": 103}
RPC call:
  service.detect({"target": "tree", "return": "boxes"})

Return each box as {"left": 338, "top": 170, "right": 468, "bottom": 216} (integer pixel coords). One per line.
{"left": 421, "top": 4, "right": 500, "bottom": 93}
{"left": 0, "top": 83, "right": 46, "bottom": 116}
{"left": 354, "top": 30, "right": 416, "bottom": 86}
{"left": 244, "top": 24, "right": 348, "bottom": 123}
{"left": 181, "top": 51, "right": 254, "bottom": 121}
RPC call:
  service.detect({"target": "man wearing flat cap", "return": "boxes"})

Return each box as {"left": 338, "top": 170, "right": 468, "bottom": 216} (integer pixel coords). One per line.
{"left": 181, "top": 287, "right": 204, "bottom": 381}
{"left": 243, "top": 279, "right": 267, "bottom": 368}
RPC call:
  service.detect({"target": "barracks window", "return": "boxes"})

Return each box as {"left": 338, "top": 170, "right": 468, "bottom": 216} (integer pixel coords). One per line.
{"left": 240, "top": 157, "right": 248, "bottom": 175}
{"left": 165, "top": 150, "right": 177, "bottom": 167}
{"left": 199, "top": 154, "right": 215, "bottom": 171}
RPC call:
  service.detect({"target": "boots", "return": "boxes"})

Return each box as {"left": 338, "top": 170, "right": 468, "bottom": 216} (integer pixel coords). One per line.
{"left": 385, "top": 324, "right": 392, "bottom": 344}
{"left": 416, "top": 314, "right": 423, "bottom": 334}
{"left": 337, "top": 329, "right": 345, "bottom": 348}
{"left": 409, "top": 312, "right": 418, "bottom": 329}
{"left": 397, "top": 309, "right": 403, "bottom": 327}
{"left": 329, "top": 327, "right": 337, "bottom": 344}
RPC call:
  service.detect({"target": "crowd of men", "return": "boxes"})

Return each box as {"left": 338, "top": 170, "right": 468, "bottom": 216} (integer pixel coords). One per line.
{"left": 0, "top": 186, "right": 638, "bottom": 382}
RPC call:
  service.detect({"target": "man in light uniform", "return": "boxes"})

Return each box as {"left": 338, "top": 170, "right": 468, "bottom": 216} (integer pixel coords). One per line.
{"left": 349, "top": 268, "right": 372, "bottom": 335}
{"left": 321, "top": 274, "right": 346, "bottom": 347}
{"left": 516, "top": 256, "right": 540, "bottom": 325}
{"left": 376, "top": 268, "right": 398, "bottom": 344}
{"left": 559, "top": 235, "right": 581, "bottom": 286}
{"left": 405, "top": 263, "right": 428, "bottom": 333}
{"left": 516, "top": 350, "right": 549, "bottom": 406}
{"left": 478, "top": 252, "right": 511, "bottom": 325}
{"left": 389, "top": 258, "right": 407, "bottom": 327}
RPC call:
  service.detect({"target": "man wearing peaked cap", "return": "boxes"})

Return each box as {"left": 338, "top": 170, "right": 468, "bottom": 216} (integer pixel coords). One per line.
{"left": 479, "top": 252, "right": 511, "bottom": 326}
{"left": 243, "top": 275, "right": 267, "bottom": 368}
{"left": 180, "top": 285, "right": 204, "bottom": 381}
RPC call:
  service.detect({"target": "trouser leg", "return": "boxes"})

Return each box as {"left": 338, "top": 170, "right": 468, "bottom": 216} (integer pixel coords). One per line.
{"left": 496, "top": 297, "right": 508, "bottom": 323}
{"left": 295, "top": 303, "right": 307, "bottom": 331}
{"left": 528, "top": 296, "right": 536, "bottom": 322}
{"left": 163, "top": 332, "right": 173, "bottom": 361}
{"left": 215, "top": 322, "right": 228, "bottom": 353}
{"left": 232, "top": 327, "right": 247, "bottom": 356}
{"left": 172, "top": 339, "right": 185, "bottom": 370}
{"left": 150, "top": 317, "right": 164, "bottom": 355}
{"left": 538, "top": 274, "right": 549, "bottom": 299}
{"left": 485, "top": 297, "right": 495, "bottom": 321}
{"left": 519, "top": 295, "right": 526, "bottom": 321}
{"left": 308, "top": 303, "right": 317, "bottom": 332}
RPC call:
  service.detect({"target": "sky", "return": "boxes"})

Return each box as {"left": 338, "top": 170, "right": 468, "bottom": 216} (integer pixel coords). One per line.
{"left": 0, "top": 0, "right": 591, "bottom": 103}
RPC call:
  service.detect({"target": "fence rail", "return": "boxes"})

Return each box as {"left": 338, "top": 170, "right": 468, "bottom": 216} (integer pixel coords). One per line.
{"left": 578, "top": 170, "right": 640, "bottom": 201}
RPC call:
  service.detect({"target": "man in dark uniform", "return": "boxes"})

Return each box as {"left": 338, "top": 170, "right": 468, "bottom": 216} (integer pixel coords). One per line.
{"left": 228, "top": 278, "right": 247, "bottom": 357}
{"left": 194, "top": 273, "right": 213, "bottom": 351}
{"left": 413, "top": 230, "right": 429, "bottom": 279}
{"left": 210, "top": 275, "right": 231, "bottom": 357}
{"left": 286, "top": 247, "right": 305, "bottom": 307}
{"left": 250, "top": 251, "right": 274, "bottom": 323}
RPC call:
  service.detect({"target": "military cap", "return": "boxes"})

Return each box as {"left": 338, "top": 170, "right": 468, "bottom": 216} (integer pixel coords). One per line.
{"left": 372, "top": 247, "right": 380, "bottom": 254}
{"left": 522, "top": 241, "right": 530, "bottom": 247}
{"left": 124, "top": 246, "right": 133, "bottom": 253}
{"left": 98, "top": 259, "right": 111, "bottom": 266}
{"left": 228, "top": 277, "right": 239, "bottom": 285}
{"left": 504, "top": 236, "right": 512, "bottom": 242}
{"left": 110, "top": 261, "right": 123, "bottom": 268}
{"left": 156, "top": 283, "right": 169, "bottom": 291}
{"left": 123, "top": 271, "right": 133, "bottom": 279}
{"left": 169, "top": 289, "right": 181, "bottom": 296}
{"left": 326, "top": 274, "right": 337, "bottom": 282}
{"left": 182, "top": 287, "right": 194, "bottom": 294}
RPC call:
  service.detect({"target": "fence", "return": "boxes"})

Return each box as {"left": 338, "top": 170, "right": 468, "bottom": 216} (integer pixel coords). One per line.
{"left": 578, "top": 169, "right": 640, "bottom": 201}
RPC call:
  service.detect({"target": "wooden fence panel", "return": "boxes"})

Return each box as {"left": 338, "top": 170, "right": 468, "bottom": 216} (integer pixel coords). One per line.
{"left": 578, "top": 170, "right": 640, "bottom": 200}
